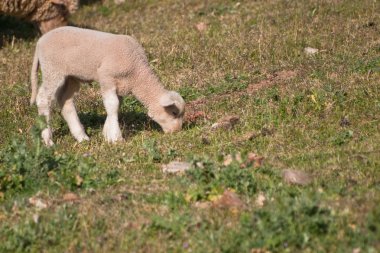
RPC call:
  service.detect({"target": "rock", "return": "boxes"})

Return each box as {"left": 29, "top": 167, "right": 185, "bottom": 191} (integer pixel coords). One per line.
{"left": 162, "top": 161, "right": 192, "bottom": 173}
{"left": 304, "top": 47, "right": 319, "bottom": 55}
{"left": 282, "top": 169, "right": 312, "bottom": 186}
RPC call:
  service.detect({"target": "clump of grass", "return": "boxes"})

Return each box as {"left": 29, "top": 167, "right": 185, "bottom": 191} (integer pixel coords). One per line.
{"left": 182, "top": 156, "right": 257, "bottom": 201}
{"left": 0, "top": 118, "right": 117, "bottom": 199}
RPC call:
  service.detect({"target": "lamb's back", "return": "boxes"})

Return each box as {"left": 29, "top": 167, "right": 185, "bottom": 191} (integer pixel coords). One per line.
{"left": 36, "top": 27, "right": 144, "bottom": 81}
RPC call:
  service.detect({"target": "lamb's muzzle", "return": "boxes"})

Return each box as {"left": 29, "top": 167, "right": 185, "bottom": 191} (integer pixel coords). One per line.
{"left": 30, "top": 27, "right": 185, "bottom": 145}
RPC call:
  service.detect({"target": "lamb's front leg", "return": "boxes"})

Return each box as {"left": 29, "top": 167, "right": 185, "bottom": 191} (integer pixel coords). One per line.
{"left": 57, "top": 79, "right": 89, "bottom": 143}
{"left": 102, "top": 89, "right": 123, "bottom": 143}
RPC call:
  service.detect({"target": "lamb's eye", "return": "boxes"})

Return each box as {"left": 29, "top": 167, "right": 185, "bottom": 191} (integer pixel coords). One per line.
{"left": 172, "top": 111, "right": 178, "bottom": 117}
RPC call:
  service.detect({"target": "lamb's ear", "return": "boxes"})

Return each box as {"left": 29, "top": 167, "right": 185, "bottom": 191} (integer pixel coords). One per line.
{"left": 159, "top": 93, "right": 176, "bottom": 108}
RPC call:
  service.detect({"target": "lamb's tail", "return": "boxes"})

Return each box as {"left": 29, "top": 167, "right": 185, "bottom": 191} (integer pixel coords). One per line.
{"left": 30, "top": 45, "right": 39, "bottom": 105}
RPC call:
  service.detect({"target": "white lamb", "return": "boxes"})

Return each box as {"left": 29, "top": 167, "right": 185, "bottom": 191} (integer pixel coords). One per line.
{"left": 30, "top": 26, "right": 185, "bottom": 146}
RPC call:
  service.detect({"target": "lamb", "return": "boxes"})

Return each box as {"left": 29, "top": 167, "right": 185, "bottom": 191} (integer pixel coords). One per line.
{"left": 30, "top": 26, "right": 185, "bottom": 146}
{"left": 0, "top": 0, "right": 78, "bottom": 34}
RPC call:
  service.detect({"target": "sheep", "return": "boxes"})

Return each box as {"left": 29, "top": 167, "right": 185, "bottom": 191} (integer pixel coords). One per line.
{"left": 30, "top": 26, "right": 185, "bottom": 146}
{"left": 0, "top": 0, "right": 78, "bottom": 34}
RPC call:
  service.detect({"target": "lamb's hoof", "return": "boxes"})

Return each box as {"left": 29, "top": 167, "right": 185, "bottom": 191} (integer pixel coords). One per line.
{"left": 104, "top": 135, "right": 124, "bottom": 143}
{"left": 103, "top": 121, "right": 123, "bottom": 143}
{"left": 75, "top": 134, "right": 90, "bottom": 143}
{"left": 41, "top": 128, "right": 54, "bottom": 147}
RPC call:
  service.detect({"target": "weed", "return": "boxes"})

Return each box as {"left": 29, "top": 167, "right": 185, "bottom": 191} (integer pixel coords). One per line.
{"left": 183, "top": 156, "right": 257, "bottom": 201}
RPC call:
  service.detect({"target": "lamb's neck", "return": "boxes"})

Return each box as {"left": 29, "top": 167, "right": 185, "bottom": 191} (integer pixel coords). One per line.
{"left": 131, "top": 72, "right": 166, "bottom": 111}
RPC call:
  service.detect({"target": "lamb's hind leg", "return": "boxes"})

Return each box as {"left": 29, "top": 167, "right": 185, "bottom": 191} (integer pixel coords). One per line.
{"left": 36, "top": 77, "right": 64, "bottom": 146}
{"left": 57, "top": 78, "right": 89, "bottom": 142}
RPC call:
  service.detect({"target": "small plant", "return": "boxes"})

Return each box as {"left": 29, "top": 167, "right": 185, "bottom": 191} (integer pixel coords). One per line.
{"left": 143, "top": 139, "right": 162, "bottom": 162}
{"left": 184, "top": 157, "right": 257, "bottom": 201}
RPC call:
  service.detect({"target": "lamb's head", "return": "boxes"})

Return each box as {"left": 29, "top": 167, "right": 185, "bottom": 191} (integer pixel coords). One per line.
{"left": 148, "top": 91, "right": 185, "bottom": 133}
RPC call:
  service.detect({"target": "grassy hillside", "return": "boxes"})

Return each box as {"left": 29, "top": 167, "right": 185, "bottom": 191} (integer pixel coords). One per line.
{"left": 0, "top": 0, "right": 379, "bottom": 252}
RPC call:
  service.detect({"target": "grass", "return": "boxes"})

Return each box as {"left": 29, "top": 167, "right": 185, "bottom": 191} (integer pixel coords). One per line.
{"left": 0, "top": 0, "right": 380, "bottom": 252}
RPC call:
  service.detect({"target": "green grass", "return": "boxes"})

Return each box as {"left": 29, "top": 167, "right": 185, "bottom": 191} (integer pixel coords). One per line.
{"left": 1, "top": 0, "right": 380, "bottom": 252}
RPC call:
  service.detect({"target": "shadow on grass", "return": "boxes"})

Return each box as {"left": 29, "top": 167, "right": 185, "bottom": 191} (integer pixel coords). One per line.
{"left": 0, "top": 15, "right": 38, "bottom": 47}
{"left": 66, "top": 111, "right": 162, "bottom": 138}
{"left": 80, "top": 0, "right": 103, "bottom": 6}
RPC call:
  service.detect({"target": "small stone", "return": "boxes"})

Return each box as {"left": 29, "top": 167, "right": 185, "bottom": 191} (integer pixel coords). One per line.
{"left": 162, "top": 161, "right": 192, "bottom": 173}
{"left": 195, "top": 22, "right": 208, "bottom": 32}
{"left": 282, "top": 169, "right": 312, "bottom": 186}
{"left": 255, "top": 192, "right": 266, "bottom": 207}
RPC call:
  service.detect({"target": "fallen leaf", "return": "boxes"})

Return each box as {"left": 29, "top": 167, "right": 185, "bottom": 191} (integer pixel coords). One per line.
{"left": 194, "top": 201, "right": 211, "bottom": 209}
{"left": 32, "top": 214, "right": 39, "bottom": 223}
{"left": 282, "top": 169, "right": 312, "bottom": 186}
{"left": 304, "top": 47, "right": 319, "bottom": 55}
{"left": 63, "top": 192, "right": 80, "bottom": 202}
{"left": 75, "top": 175, "right": 83, "bottom": 186}
{"left": 28, "top": 197, "right": 48, "bottom": 209}
{"left": 162, "top": 161, "right": 192, "bottom": 173}
{"left": 340, "top": 116, "right": 350, "bottom": 127}
{"left": 211, "top": 115, "right": 240, "bottom": 130}
{"left": 242, "top": 132, "right": 259, "bottom": 141}
{"left": 201, "top": 136, "right": 211, "bottom": 145}
{"left": 212, "top": 190, "right": 245, "bottom": 210}
{"left": 195, "top": 22, "right": 208, "bottom": 32}
{"left": 247, "top": 152, "right": 264, "bottom": 168}
{"left": 223, "top": 153, "right": 242, "bottom": 166}
{"left": 261, "top": 126, "right": 274, "bottom": 136}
